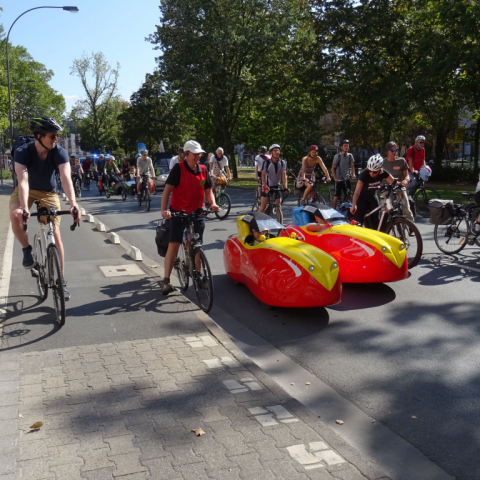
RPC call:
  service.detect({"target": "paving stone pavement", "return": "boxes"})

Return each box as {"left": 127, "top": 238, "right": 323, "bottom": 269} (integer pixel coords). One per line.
{"left": 0, "top": 333, "right": 390, "bottom": 480}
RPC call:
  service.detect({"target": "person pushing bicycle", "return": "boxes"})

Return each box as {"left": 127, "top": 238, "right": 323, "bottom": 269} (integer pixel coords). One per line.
{"left": 9, "top": 115, "right": 81, "bottom": 300}
{"left": 160, "top": 140, "right": 219, "bottom": 295}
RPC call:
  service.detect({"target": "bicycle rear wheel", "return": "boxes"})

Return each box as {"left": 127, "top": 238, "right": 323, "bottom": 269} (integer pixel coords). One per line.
{"left": 434, "top": 217, "right": 468, "bottom": 254}
{"left": 48, "top": 246, "right": 65, "bottom": 327}
{"left": 174, "top": 244, "right": 189, "bottom": 290}
{"left": 215, "top": 192, "right": 231, "bottom": 219}
{"left": 122, "top": 187, "right": 127, "bottom": 201}
{"left": 33, "top": 235, "right": 48, "bottom": 301}
{"left": 75, "top": 180, "right": 81, "bottom": 198}
{"left": 386, "top": 218, "right": 423, "bottom": 268}
{"left": 193, "top": 249, "right": 214, "bottom": 313}
{"left": 414, "top": 188, "right": 440, "bottom": 218}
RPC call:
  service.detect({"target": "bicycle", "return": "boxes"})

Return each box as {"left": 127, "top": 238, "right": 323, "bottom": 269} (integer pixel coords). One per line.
{"left": 433, "top": 193, "right": 480, "bottom": 254}
{"left": 137, "top": 174, "right": 152, "bottom": 211}
{"left": 24, "top": 200, "right": 79, "bottom": 327}
{"left": 83, "top": 169, "right": 93, "bottom": 191}
{"left": 297, "top": 176, "right": 327, "bottom": 206}
{"left": 72, "top": 175, "right": 82, "bottom": 198}
{"left": 329, "top": 172, "right": 354, "bottom": 208}
{"left": 412, "top": 176, "right": 441, "bottom": 218}
{"left": 207, "top": 180, "right": 231, "bottom": 220}
{"left": 173, "top": 208, "right": 214, "bottom": 313}
{"left": 251, "top": 179, "right": 262, "bottom": 211}
{"left": 263, "top": 186, "right": 289, "bottom": 224}
{"left": 361, "top": 183, "right": 423, "bottom": 268}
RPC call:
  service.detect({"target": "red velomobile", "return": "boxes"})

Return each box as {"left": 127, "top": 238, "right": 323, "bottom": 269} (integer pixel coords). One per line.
{"left": 223, "top": 212, "right": 343, "bottom": 308}
{"left": 285, "top": 204, "right": 408, "bottom": 284}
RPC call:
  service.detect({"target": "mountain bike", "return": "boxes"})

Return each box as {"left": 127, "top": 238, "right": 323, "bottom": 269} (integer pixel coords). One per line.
{"left": 173, "top": 208, "right": 214, "bottom": 313}
{"left": 361, "top": 183, "right": 423, "bottom": 268}
{"left": 297, "top": 176, "right": 327, "bottom": 206}
{"left": 412, "top": 177, "right": 441, "bottom": 218}
{"left": 24, "top": 201, "right": 79, "bottom": 327}
{"left": 137, "top": 174, "right": 153, "bottom": 211}
{"left": 433, "top": 192, "right": 480, "bottom": 254}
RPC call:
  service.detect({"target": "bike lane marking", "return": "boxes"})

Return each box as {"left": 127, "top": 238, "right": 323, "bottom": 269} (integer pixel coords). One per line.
{"left": 0, "top": 224, "right": 14, "bottom": 326}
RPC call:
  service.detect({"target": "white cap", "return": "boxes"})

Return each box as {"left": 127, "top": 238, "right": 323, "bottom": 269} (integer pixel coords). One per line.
{"left": 183, "top": 140, "right": 205, "bottom": 154}
{"left": 109, "top": 155, "right": 115, "bottom": 161}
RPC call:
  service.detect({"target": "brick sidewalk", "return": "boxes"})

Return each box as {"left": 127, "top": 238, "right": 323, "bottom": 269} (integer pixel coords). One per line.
{"left": 0, "top": 333, "right": 388, "bottom": 480}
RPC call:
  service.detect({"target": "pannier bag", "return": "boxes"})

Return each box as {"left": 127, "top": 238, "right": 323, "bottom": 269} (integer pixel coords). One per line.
{"left": 155, "top": 219, "right": 170, "bottom": 257}
{"left": 429, "top": 199, "right": 454, "bottom": 225}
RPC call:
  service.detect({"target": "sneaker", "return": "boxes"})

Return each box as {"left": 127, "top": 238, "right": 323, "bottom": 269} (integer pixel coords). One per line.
{"left": 473, "top": 222, "right": 480, "bottom": 236}
{"left": 63, "top": 284, "right": 71, "bottom": 301}
{"left": 161, "top": 281, "right": 175, "bottom": 295}
{"left": 22, "top": 246, "right": 34, "bottom": 269}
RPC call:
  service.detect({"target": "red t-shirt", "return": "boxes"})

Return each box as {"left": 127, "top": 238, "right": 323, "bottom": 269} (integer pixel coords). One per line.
{"left": 406, "top": 146, "right": 425, "bottom": 172}
{"left": 170, "top": 162, "right": 207, "bottom": 214}
{"left": 83, "top": 159, "right": 91, "bottom": 170}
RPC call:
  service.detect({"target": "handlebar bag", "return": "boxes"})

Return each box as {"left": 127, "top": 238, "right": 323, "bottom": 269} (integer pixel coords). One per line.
{"left": 155, "top": 219, "right": 170, "bottom": 257}
{"left": 429, "top": 199, "right": 454, "bottom": 225}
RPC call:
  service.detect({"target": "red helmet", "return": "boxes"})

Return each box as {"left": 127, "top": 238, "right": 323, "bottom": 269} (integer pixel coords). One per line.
{"left": 309, "top": 145, "right": 318, "bottom": 151}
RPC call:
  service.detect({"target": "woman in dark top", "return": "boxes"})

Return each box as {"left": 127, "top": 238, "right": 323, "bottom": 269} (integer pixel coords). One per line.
{"left": 350, "top": 154, "right": 395, "bottom": 229}
{"left": 120, "top": 156, "right": 131, "bottom": 181}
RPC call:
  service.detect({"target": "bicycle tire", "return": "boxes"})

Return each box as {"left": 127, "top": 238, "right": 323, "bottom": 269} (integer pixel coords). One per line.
{"left": 175, "top": 244, "right": 189, "bottom": 290}
{"left": 137, "top": 191, "right": 142, "bottom": 207}
{"left": 48, "top": 246, "right": 65, "bottom": 327}
{"left": 146, "top": 189, "right": 151, "bottom": 211}
{"left": 313, "top": 194, "right": 327, "bottom": 205}
{"left": 105, "top": 190, "right": 111, "bottom": 199}
{"left": 414, "top": 188, "right": 440, "bottom": 218}
{"left": 122, "top": 188, "right": 127, "bottom": 201}
{"left": 215, "top": 192, "right": 231, "bottom": 220}
{"left": 386, "top": 218, "right": 423, "bottom": 268}
{"left": 193, "top": 249, "right": 214, "bottom": 313}
{"left": 434, "top": 217, "right": 468, "bottom": 254}
{"left": 33, "top": 235, "right": 48, "bottom": 301}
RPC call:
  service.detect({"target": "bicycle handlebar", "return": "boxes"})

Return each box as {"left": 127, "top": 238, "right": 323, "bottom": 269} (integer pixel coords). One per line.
{"left": 23, "top": 205, "right": 80, "bottom": 232}
{"left": 170, "top": 207, "right": 212, "bottom": 219}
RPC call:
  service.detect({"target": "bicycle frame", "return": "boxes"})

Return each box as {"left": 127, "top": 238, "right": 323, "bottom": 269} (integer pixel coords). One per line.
{"left": 34, "top": 220, "right": 55, "bottom": 283}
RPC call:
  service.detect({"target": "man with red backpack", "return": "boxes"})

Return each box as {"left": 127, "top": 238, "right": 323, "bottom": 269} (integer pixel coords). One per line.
{"left": 406, "top": 135, "right": 427, "bottom": 194}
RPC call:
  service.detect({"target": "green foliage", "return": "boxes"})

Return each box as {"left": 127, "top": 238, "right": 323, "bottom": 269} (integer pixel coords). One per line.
{"left": 431, "top": 164, "right": 479, "bottom": 184}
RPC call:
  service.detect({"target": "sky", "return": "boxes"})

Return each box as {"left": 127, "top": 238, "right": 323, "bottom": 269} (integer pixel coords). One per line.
{"left": 2, "top": 0, "right": 162, "bottom": 112}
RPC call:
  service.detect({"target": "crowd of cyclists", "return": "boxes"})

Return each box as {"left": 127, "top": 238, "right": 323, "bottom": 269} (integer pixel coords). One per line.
{"left": 7, "top": 114, "right": 480, "bottom": 308}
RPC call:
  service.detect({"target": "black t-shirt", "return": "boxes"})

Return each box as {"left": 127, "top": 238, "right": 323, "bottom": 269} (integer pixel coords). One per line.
{"left": 358, "top": 169, "right": 389, "bottom": 197}
{"left": 14, "top": 142, "right": 69, "bottom": 192}
{"left": 166, "top": 162, "right": 213, "bottom": 189}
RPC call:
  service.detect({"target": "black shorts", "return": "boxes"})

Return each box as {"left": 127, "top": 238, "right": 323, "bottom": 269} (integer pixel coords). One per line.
{"left": 261, "top": 186, "right": 282, "bottom": 199}
{"left": 334, "top": 179, "right": 351, "bottom": 198}
{"left": 169, "top": 211, "right": 206, "bottom": 244}
{"left": 475, "top": 191, "right": 480, "bottom": 207}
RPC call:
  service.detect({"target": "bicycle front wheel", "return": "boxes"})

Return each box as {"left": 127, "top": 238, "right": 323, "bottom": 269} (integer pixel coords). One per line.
{"left": 414, "top": 188, "right": 440, "bottom": 218}
{"left": 215, "top": 192, "right": 231, "bottom": 220}
{"left": 145, "top": 189, "right": 151, "bottom": 211}
{"left": 34, "top": 235, "right": 48, "bottom": 301}
{"left": 48, "top": 246, "right": 65, "bottom": 327}
{"left": 434, "top": 217, "right": 468, "bottom": 254}
{"left": 386, "top": 218, "right": 423, "bottom": 268}
{"left": 174, "top": 244, "right": 190, "bottom": 291}
{"left": 193, "top": 249, "right": 214, "bottom": 313}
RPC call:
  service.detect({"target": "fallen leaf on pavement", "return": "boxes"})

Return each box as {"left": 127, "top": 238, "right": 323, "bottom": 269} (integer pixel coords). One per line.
{"left": 30, "top": 421, "right": 43, "bottom": 430}
{"left": 372, "top": 460, "right": 377, "bottom": 463}
{"left": 149, "top": 265, "right": 158, "bottom": 268}
{"left": 335, "top": 420, "right": 344, "bottom": 425}
{"left": 305, "top": 382, "right": 310, "bottom": 385}
{"left": 191, "top": 428, "right": 205, "bottom": 436}
{"left": 18, "top": 414, "right": 23, "bottom": 418}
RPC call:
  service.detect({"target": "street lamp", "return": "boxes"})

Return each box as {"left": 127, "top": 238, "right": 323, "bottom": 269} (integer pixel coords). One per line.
{"left": 5, "top": 6, "right": 79, "bottom": 141}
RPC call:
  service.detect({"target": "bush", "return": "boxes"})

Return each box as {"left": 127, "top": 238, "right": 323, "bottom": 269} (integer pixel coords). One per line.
{"left": 1, "top": 169, "right": 12, "bottom": 179}
{"left": 430, "top": 164, "right": 478, "bottom": 183}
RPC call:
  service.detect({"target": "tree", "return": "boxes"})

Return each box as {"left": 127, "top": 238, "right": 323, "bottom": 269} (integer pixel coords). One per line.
{"left": 149, "top": 0, "right": 310, "bottom": 177}
{"left": 70, "top": 52, "right": 119, "bottom": 151}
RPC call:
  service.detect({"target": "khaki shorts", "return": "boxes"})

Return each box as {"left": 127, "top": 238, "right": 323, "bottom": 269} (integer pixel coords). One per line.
{"left": 10, "top": 188, "right": 62, "bottom": 225}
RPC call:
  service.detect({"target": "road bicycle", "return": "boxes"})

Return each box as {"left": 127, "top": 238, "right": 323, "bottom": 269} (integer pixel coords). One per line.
{"left": 24, "top": 200, "right": 79, "bottom": 327}
{"left": 264, "top": 186, "right": 289, "bottom": 224}
{"left": 173, "top": 208, "right": 214, "bottom": 313}
{"left": 360, "top": 183, "right": 423, "bottom": 268}
{"left": 411, "top": 176, "right": 441, "bottom": 218}
{"left": 433, "top": 192, "right": 480, "bottom": 254}
{"left": 137, "top": 174, "right": 153, "bottom": 211}
{"left": 297, "top": 176, "right": 327, "bottom": 206}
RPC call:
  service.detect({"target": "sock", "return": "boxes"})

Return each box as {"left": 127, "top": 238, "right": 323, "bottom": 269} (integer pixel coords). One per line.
{"left": 164, "top": 277, "right": 170, "bottom": 284}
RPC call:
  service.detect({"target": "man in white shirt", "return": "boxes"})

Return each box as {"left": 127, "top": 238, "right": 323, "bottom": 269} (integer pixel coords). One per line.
{"left": 169, "top": 147, "right": 185, "bottom": 172}
{"left": 209, "top": 147, "right": 232, "bottom": 182}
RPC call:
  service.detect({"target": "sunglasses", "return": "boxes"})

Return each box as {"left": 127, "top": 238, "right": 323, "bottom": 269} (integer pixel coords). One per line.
{"left": 390, "top": 148, "right": 398, "bottom": 152}
{"left": 48, "top": 134, "right": 59, "bottom": 140}
{"left": 418, "top": 141, "right": 425, "bottom": 145}
{"left": 370, "top": 170, "right": 380, "bottom": 175}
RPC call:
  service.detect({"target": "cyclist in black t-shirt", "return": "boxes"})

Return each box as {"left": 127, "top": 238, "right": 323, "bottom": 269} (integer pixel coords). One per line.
{"left": 350, "top": 154, "right": 395, "bottom": 229}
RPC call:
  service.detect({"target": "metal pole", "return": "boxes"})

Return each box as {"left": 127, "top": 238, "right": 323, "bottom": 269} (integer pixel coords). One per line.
{"left": 0, "top": 132, "right": 3, "bottom": 187}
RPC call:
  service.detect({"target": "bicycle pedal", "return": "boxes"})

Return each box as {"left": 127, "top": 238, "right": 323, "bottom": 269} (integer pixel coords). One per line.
{"left": 31, "top": 268, "right": 39, "bottom": 278}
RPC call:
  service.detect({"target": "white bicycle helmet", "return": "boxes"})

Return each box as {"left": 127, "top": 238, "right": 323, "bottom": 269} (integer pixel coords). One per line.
{"left": 415, "top": 135, "right": 426, "bottom": 142}
{"left": 366, "top": 154, "right": 383, "bottom": 171}
{"left": 419, "top": 165, "right": 432, "bottom": 181}
{"left": 269, "top": 144, "right": 281, "bottom": 151}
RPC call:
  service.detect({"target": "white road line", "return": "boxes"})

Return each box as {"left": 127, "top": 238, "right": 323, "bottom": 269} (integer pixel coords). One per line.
{"left": 0, "top": 225, "right": 14, "bottom": 327}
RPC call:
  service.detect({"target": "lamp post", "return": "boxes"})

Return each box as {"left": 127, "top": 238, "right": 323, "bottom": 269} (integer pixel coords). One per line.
{"left": 5, "top": 6, "right": 79, "bottom": 141}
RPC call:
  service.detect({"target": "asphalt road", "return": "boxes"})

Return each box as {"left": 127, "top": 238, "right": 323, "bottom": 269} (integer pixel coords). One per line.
{"left": 19, "top": 184, "right": 480, "bottom": 479}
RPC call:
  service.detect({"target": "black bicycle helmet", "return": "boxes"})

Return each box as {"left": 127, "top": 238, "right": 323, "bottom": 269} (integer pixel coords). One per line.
{"left": 29, "top": 115, "right": 62, "bottom": 135}
{"left": 259, "top": 146, "right": 267, "bottom": 153}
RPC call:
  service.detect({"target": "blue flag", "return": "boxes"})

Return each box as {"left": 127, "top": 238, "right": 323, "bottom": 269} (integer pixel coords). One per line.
{"left": 137, "top": 142, "right": 147, "bottom": 153}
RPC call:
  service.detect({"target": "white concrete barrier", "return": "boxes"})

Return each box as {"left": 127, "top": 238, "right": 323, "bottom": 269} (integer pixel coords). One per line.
{"left": 127, "top": 245, "right": 142, "bottom": 261}
{"left": 80, "top": 208, "right": 86, "bottom": 215}
{"left": 108, "top": 232, "right": 120, "bottom": 244}
{"left": 96, "top": 222, "right": 106, "bottom": 232}
{"left": 86, "top": 214, "right": 95, "bottom": 223}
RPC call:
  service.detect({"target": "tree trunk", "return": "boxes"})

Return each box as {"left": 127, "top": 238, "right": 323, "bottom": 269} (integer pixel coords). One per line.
{"left": 434, "top": 127, "right": 446, "bottom": 171}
